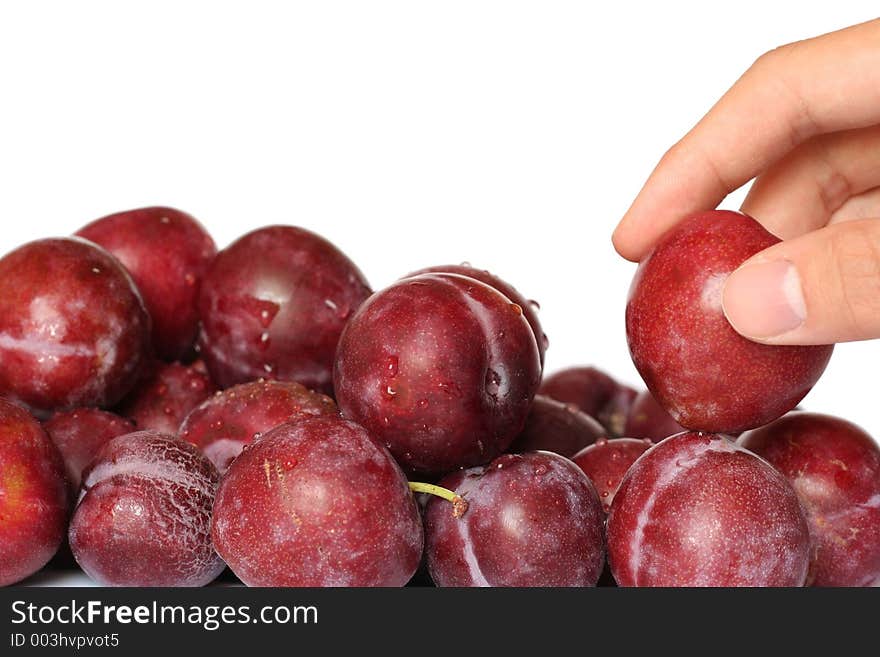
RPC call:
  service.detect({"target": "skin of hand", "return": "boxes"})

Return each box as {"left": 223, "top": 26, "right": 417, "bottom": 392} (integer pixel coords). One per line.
{"left": 612, "top": 18, "right": 880, "bottom": 346}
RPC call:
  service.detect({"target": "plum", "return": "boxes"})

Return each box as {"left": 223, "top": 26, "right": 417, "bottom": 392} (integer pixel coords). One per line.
{"left": 538, "top": 366, "right": 636, "bottom": 436}
{"left": 424, "top": 451, "right": 605, "bottom": 587}
{"left": 68, "top": 431, "right": 224, "bottom": 587}
{"left": 625, "top": 210, "right": 833, "bottom": 433}
{"left": 77, "top": 207, "right": 217, "bottom": 361}
{"left": 623, "top": 390, "right": 685, "bottom": 442}
{"left": 408, "top": 264, "right": 548, "bottom": 365}
{"left": 334, "top": 273, "right": 542, "bottom": 474}
{"left": 0, "top": 238, "right": 151, "bottom": 416}
{"left": 118, "top": 360, "right": 216, "bottom": 435}
{"left": 179, "top": 379, "right": 337, "bottom": 473}
{"left": 607, "top": 431, "right": 810, "bottom": 587}
{"left": 212, "top": 416, "right": 423, "bottom": 587}
{"left": 43, "top": 408, "right": 135, "bottom": 494}
{"left": 572, "top": 437, "right": 653, "bottom": 512}
{"left": 0, "top": 399, "right": 68, "bottom": 586}
{"left": 739, "top": 412, "right": 880, "bottom": 587}
{"left": 507, "top": 394, "right": 605, "bottom": 457}
{"left": 197, "top": 225, "right": 371, "bottom": 394}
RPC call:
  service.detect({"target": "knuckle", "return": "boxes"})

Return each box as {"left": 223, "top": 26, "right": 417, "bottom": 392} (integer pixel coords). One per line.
{"left": 747, "top": 41, "right": 818, "bottom": 146}
{"left": 750, "top": 40, "right": 803, "bottom": 75}
{"left": 658, "top": 139, "right": 686, "bottom": 168}
{"left": 749, "top": 45, "right": 788, "bottom": 76}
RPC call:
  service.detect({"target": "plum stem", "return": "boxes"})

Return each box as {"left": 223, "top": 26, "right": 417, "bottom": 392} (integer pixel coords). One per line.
{"left": 408, "top": 481, "right": 468, "bottom": 518}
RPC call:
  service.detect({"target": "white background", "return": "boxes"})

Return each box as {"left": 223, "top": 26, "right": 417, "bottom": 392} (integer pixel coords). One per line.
{"left": 1, "top": 1, "right": 878, "bottom": 443}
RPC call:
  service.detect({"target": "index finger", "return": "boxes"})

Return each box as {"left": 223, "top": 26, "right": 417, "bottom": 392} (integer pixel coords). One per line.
{"left": 612, "top": 18, "right": 880, "bottom": 262}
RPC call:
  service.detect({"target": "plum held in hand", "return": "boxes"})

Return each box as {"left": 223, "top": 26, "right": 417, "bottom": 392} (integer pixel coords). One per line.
{"left": 68, "top": 431, "right": 224, "bottom": 587}
{"left": 334, "top": 273, "right": 542, "bottom": 474}
{"left": 0, "top": 399, "right": 68, "bottom": 586}
{"left": 118, "top": 360, "right": 216, "bottom": 435}
{"left": 424, "top": 451, "right": 605, "bottom": 587}
{"left": 44, "top": 407, "right": 135, "bottom": 495}
{"left": 508, "top": 394, "right": 605, "bottom": 457}
{"left": 625, "top": 210, "right": 833, "bottom": 433}
{"left": 0, "top": 238, "right": 151, "bottom": 416}
{"left": 212, "top": 416, "right": 423, "bottom": 587}
{"left": 739, "top": 412, "right": 880, "bottom": 587}
{"left": 572, "top": 437, "right": 653, "bottom": 512}
{"left": 538, "top": 366, "right": 636, "bottom": 437}
{"left": 77, "top": 207, "right": 217, "bottom": 361}
{"left": 606, "top": 431, "right": 811, "bottom": 587}
{"left": 408, "top": 264, "right": 548, "bottom": 366}
{"left": 197, "top": 225, "right": 371, "bottom": 394}
{"left": 623, "top": 390, "right": 685, "bottom": 442}
{"left": 179, "top": 378, "right": 338, "bottom": 474}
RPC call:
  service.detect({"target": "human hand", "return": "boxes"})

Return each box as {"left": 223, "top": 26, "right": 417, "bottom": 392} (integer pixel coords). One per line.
{"left": 612, "top": 18, "right": 880, "bottom": 346}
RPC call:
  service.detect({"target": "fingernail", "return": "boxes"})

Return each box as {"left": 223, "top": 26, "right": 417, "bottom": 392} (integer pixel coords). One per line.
{"left": 722, "top": 259, "right": 806, "bottom": 339}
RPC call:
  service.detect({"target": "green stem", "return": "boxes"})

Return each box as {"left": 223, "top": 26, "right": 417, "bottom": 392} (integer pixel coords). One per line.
{"left": 409, "top": 481, "right": 469, "bottom": 518}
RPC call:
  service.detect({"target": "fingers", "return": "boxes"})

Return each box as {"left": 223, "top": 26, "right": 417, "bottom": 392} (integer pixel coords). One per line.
{"left": 741, "top": 125, "right": 880, "bottom": 239}
{"left": 722, "top": 219, "right": 880, "bottom": 345}
{"left": 829, "top": 187, "right": 880, "bottom": 225}
{"left": 613, "top": 18, "right": 880, "bottom": 261}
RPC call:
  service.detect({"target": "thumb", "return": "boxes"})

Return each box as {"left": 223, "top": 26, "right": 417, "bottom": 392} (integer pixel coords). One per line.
{"left": 722, "top": 218, "right": 880, "bottom": 345}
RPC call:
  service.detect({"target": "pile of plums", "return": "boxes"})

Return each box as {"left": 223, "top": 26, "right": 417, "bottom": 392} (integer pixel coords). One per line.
{"left": 0, "top": 207, "right": 878, "bottom": 588}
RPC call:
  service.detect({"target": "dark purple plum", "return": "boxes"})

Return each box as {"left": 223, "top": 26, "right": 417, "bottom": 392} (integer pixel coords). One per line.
{"left": 607, "top": 431, "right": 811, "bottom": 587}
{"left": 197, "top": 226, "right": 371, "bottom": 394}
{"left": 408, "top": 264, "right": 547, "bottom": 365}
{"left": 424, "top": 451, "right": 605, "bottom": 587}
{"left": 0, "top": 399, "right": 68, "bottom": 586}
{"left": 334, "top": 273, "right": 542, "bottom": 474}
{"left": 118, "top": 360, "right": 216, "bottom": 435}
{"left": 77, "top": 207, "right": 217, "bottom": 361}
{"left": 179, "top": 379, "right": 337, "bottom": 473}
{"left": 624, "top": 390, "right": 685, "bottom": 442}
{"left": 739, "top": 412, "right": 880, "bottom": 587}
{"left": 44, "top": 408, "right": 135, "bottom": 494}
{"left": 68, "top": 431, "right": 224, "bottom": 587}
{"left": 538, "top": 366, "right": 636, "bottom": 436}
{"left": 212, "top": 416, "right": 423, "bottom": 587}
{"left": 508, "top": 394, "right": 605, "bottom": 457}
{"left": 626, "top": 210, "right": 833, "bottom": 433}
{"left": 572, "top": 437, "right": 653, "bottom": 512}
{"left": 0, "top": 238, "right": 151, "bottom": 415}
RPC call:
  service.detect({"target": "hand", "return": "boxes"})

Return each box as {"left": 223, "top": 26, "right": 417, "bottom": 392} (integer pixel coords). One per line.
{"left": 612, "top": 19, "right": 880, "bottom": 346}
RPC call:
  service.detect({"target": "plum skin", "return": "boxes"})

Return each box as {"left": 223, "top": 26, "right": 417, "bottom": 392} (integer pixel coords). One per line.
{"left": 0, "top": 399, "right": 68, "bottom": 586}
{"left": 539, "top": 366, "right": 637, "bottom": 437}
{"left": 508, "top": 394, "right": 605, "bottom": 457}
{"left": 334, "top": 273, "right": 542, "bottom": 474}
{"left": 623, "top": 390, "right": 685, "bottom": 442}
{"left": 606, "top": 431, "right": 811, "bottom": 587}
{"left": 424, "top": 451, "right": 605, "bottom": 587}
{"left": 43, "top": 407, "right": 135, "bottom": 495}
{"left": 572, "top": 437, "right": 653, "bottom": 512}
{"left": 408, "top": 264, "right": 548, "bottom": 365}
{"left": 197, "top": 225, "right": 371, "bottom": 394}
{"left": 625, "top": 210, "right": 833, "bottom": 433}
{"left": 118, "top": 360, "right": 216, "bottom": 435}
{"left": 77, "top": 207, "right": 217, "bottom": 362}
{"left": 0, "top": 237, "right": 151, "bottom": 416}
{"left": 179, "top": 378, "right": 338, "bottom": 473}
{"left": 739, "top": 412, "right": 880, "bottom": 587}
{"left": 211, "top": 416, "right": 423, "bottom": 587}
{"left": 68, "top": 431, "right": 224, "bottom": 587}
